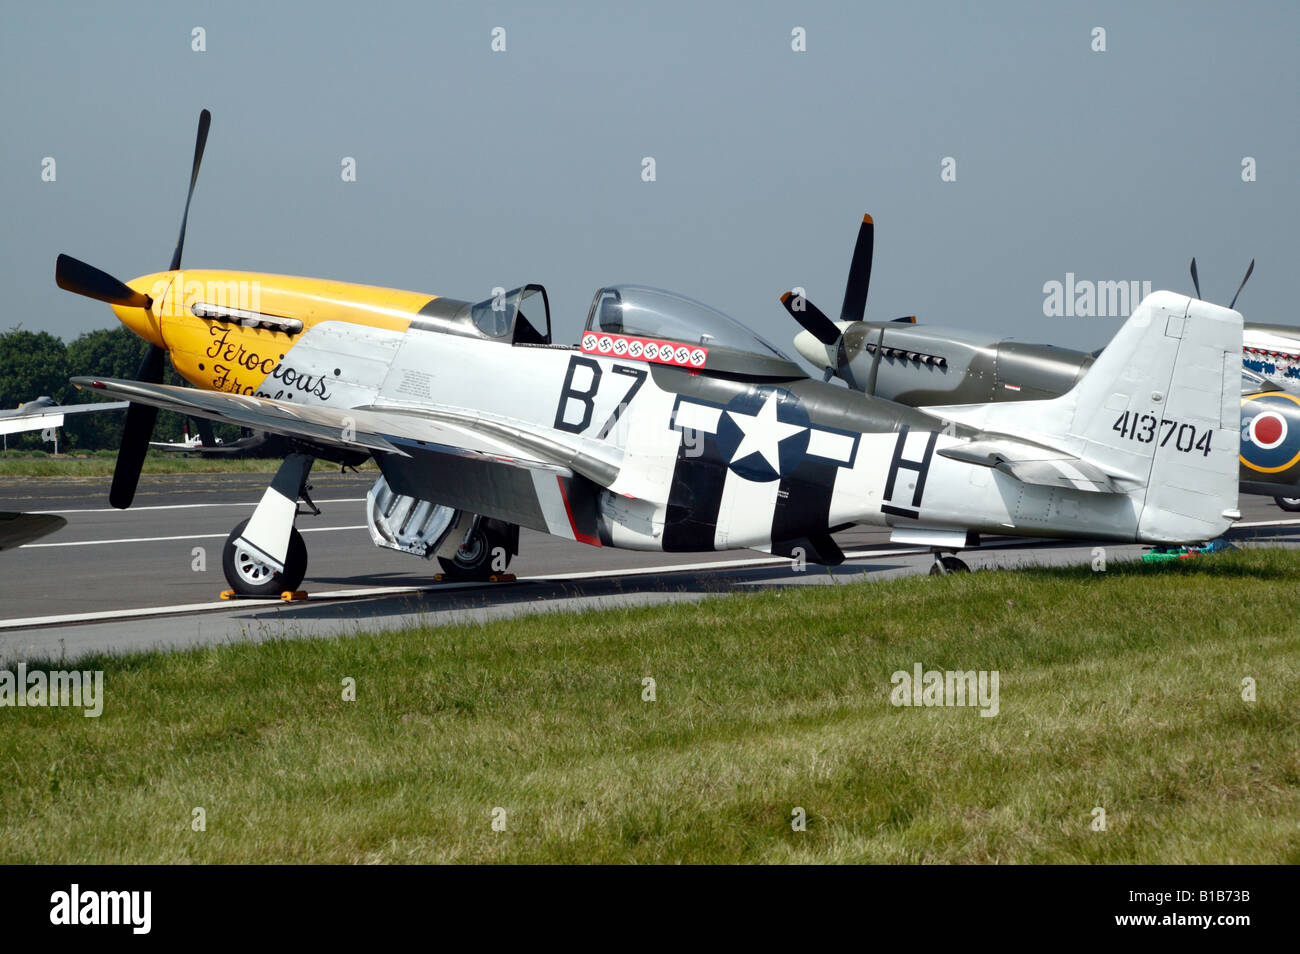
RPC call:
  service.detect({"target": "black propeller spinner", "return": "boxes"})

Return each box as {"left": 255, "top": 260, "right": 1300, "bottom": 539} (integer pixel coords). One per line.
{"left": 780, "top": 213, "right": 912, "bottom": 392}
{"left": 54, "top": 109, "right": 211, "bottom": 509}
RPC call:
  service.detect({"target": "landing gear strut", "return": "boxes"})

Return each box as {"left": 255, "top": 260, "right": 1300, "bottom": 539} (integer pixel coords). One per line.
{"left": 221, "top": 453, "right": 315, "bottom": 596}
{"left": 929, "top": 551, "right": 970, "bottom": 576}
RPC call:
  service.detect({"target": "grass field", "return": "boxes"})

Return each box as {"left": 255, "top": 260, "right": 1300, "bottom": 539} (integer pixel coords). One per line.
{"left": 2, "top": 548, "right": 1297, "bottom": 864}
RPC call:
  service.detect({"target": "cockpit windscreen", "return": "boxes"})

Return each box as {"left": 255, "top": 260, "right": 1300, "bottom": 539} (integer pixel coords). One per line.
{"left": 586, "top": 285, "right": 790, "bottom": 359}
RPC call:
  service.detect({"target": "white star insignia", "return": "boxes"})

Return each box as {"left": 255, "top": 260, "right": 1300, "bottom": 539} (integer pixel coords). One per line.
{"left": 727, "top": 392, "right": 805, "bottom": 472}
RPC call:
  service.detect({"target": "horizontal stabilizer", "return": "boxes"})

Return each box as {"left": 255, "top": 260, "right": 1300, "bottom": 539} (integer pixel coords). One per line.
{"left": 937, "top": 438, "right": 1139, "bottom": 493}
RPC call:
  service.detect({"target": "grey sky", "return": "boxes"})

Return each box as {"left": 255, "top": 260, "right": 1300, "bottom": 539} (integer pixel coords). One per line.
{"left": 3, "top": 0, "right": 1296, "bottom": 370}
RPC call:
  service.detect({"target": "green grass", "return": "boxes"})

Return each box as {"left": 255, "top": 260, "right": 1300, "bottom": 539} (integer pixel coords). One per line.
{"left": 2, "top": 549, "right": 1298, "bottom": 863}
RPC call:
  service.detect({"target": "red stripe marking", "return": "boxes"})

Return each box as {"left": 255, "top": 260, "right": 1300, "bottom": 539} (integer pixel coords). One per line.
{"left": 556, "top": 475, "right": 601, "bottom": 547}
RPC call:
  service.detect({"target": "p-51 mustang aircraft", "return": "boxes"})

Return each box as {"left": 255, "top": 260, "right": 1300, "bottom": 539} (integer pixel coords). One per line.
{"left": 783, "top": 217, "right": 1300, "bottom": 512}
{"left": 56, "top": 111, "right": 1244, "bottom": 594}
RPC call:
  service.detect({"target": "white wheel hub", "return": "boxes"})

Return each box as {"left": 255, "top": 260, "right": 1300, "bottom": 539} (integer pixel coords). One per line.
{"left": 234, "top": 545, "right": 276, "bottom": 586}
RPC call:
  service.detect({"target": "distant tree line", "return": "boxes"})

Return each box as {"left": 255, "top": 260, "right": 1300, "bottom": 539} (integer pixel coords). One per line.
{"left": 0, "top": 326, "right": 240, "bottom": 451}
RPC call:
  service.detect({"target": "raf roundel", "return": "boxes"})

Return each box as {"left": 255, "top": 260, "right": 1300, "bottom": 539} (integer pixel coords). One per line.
{"left": 1240, "top": 391, "right": 1300, "bottom": 474}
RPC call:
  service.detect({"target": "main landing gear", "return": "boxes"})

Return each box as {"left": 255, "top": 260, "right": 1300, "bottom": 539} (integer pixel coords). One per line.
{"left": 364, "top": 476, "right": 518, "bottom": 582}
{"left": 929, "top": 550, "right": 970, "bottom": 575}
{"left": 1274, "top": 496, "right": 1300, "bottom": 513}
{"left": 221, "top": 452, "right": 317, "bottom": 596}
{"left": 437, "top": 518, "right": 516, "bottom": 581}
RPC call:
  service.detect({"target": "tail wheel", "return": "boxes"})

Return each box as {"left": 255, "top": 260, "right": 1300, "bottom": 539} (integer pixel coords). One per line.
{"left": 1274, "top": 496, "right": 1300, "bottom": 512}
{"left": 438, "top": 522, "right": 512, "bottom": 580}
{"left": 929, "top": 555, "right": 970, "bottom": 576}
{"left": 222, "top": 517, "right": 308, "bottom": 596}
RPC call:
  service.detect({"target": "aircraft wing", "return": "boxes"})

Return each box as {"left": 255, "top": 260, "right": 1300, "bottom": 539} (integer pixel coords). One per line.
{"left": 70, "top": 377, "right": 620, "bottom": 542}
{"left": 0, "top": 401, "right": 129, "bottom": 436}
{"left": 72, "top": 378, "right": 415, "bottom": 455}
{"left": 937, "top": 437, "right": 1141, "bottom": 493}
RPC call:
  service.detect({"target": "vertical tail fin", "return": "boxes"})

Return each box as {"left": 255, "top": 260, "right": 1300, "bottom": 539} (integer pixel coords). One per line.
{"left": 1128, "top": 295, "right": 1242, "bottom": 540}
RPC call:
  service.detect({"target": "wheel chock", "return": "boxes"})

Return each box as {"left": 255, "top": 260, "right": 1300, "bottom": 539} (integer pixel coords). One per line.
{"left": 218, "top": 589, "right": 309, "bottom": 602}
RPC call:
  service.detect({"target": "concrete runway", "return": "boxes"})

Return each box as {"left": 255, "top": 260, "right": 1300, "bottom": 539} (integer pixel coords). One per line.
{"left": 2, "top": 471, "right": 1297, "bottom": 663}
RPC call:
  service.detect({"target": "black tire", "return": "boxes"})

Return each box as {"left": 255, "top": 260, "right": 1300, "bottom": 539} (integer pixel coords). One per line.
{"left": 222, "top": 518, "right": 308, "bottom": 596}
{"left": 928, "top": 555, "right": 970, "bottom": 576}
{"left": 1274, "top": 496, "right": 1300, "bottom": 512}
{"left": 438, "top": 522, "right": 512, "bottom": 580}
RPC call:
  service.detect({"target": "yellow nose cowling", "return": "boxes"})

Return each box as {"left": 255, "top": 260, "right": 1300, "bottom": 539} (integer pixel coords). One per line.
{"left": 109, "top": 274, "right": 170, "bottom": 349}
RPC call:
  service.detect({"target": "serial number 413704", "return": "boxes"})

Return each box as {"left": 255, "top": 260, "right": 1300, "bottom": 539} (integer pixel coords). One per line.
{"left": 1113, "top": 412, "right": 1213, "bottom": 456}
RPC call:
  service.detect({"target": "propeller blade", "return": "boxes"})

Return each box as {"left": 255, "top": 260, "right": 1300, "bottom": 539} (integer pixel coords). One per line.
{"left": 67, "top": 110, "right": 211, "bottom": 510}
{"left": 1190, "top": 258, "right": 1201, "bottom": 299}
{"left": 108, "top": 344, "right": 166, "bottom": 510}
{"left": 54, "top": 254, "right": 151, "bottom": 309}
{"left": 1229, "top": 259, "right": 1255, "bottom": 310}
{"left": 780, "top": 290, "right": 841, "bottom": 345}
{"left": 840, "top": 213, "right": 874, "bottom": 322}
{"left": 169, "top": 108, "right": 211, "bottom": 271}
{"left": 194, "top": 417, "right": 217, "bottom": 447}
{"left": 109, "top": 402, "right": 160, "bottom": 510}
{"left": 134, "top": 339, "right": 166, "bottom": 385}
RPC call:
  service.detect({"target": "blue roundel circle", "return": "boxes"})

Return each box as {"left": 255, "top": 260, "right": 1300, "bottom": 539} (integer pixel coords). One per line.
{"left": 714, "top": 386, "right": 811, "bottom": 482}
{"left": 1240, "top": 391, "right": 1300, "bottom": 474}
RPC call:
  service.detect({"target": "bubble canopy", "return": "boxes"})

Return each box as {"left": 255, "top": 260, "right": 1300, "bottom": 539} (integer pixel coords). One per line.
{"left": 584, "top": 285, "right": 792, "bottom": 360}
